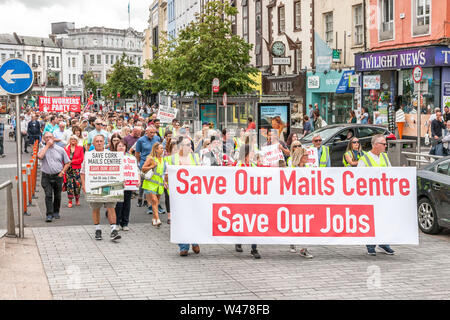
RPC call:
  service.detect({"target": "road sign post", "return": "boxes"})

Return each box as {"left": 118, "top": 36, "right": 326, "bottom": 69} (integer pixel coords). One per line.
{"left": 0, "top": 59, "right": 34, "bottom": 238}
{"left": 413, "top": 66, "right": 423, "bottom": 166}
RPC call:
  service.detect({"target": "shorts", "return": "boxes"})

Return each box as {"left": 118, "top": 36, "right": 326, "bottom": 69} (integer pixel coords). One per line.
{"left": 90, "top": 202, "right": 116, "bottom": 210}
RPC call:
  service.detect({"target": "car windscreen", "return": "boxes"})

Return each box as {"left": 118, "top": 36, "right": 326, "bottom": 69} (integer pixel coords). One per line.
{"left": 301, "top": 127, "right": 343, "bottom": 143}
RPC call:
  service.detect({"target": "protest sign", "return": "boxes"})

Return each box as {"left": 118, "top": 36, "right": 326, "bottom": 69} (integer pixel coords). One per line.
{"left": 85, "top": 151, "right": 124, "bottom": 202}
{"left": 260, "top": 144, "right": 284, "bottom": 166}
{"left": 168, "top": 166, "right": 418, "bottom": 245}
{"left": 305, "top": 147, "right": 319, "bottom": 168}
{"left": 123, "top": 154, "right": 140, "bottom": 191}
{"left": 39, "top": 96, "right": 81, "bottom": 112}
{"left": 157, "top": 106, "right": 178, "bottom": 124}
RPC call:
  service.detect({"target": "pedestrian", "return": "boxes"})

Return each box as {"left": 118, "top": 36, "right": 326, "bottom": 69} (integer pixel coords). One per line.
{"left": 201, "top": 133, "right": 223, "bottom": 166}
{"left": 302, "top": 115, "right": 312, "bottom": 137}
{"left": 444, "top": 106, "right": 450, "bottom": 123}
{"left": 38, "top": 132, "right": 71, "bottom": 222}
{"left": 343, "top": 137, "right": 364, "bottom": 167}
{"left": 311, "top": 133, "right": 331, "bottom": 167}
{"left": 286, "top": 133, "right": 299, "bottom": 149}
{"left": 135, "top": 126, "right": 161, "bottom": 207}
{"left": 53, "top": 121, "right": 67, "bottom": 148}
{"left": 43, "top": 116, "right": 58, "bottom": 134}
{"left": 108, "top": 133, "right": 122, "bottom": 151}
{"left": 360, "top": 107, "right": 369, "bottom": 124}
{"left": 313, "top": 110, "right": 323, "bottom": 131}
{"left": 27, "top": 114, "right": 41, "bottom": 147}
{"left": 442, "top": 121, "right": 450, "bottom": 155}
{"left": 64, "top": 136, "right": 84, "bottom": 208}
{"left": 80, "top": 134, "right": 121, "bottom": 241}
{"left": 171, "top": 137, "right": 201, "bottom": 256}
{"left": 246, "top": 116, "right": 256, "bottom": 131}
{"left": 114, "top": 140, "right": 136, "bottom": 231}
{"left": 0, "top": 117, "right": 5, "bottom": 158}
{"left": 20, "top": 115, "right": 29, "bottom": 153}
{"left": 141, "top": 143, "right": 167, "bottom": 227}
{"left": 430, "top": 111, "right": 446, "bottom": 156}
{"left": 154, "top": 119, "right": 165, "bottom": 140}
{"left": 124, "top": 126, "right": 142, "bottom": 153}
{"left": 87, "top": 119, "right": 109, "bottom": 150}
{"left": 358, "top": 134, "right": 395, "bottom": 256}
{"left": 348, "top": 110, "right": 357, "bottom": 124}
{"left": 234, "top": 144, "right": 261, "bottom": 259}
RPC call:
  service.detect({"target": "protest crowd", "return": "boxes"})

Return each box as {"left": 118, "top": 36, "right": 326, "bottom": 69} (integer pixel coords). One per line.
{"left": 9, "top": 102, "right": 417, "bottom": 259}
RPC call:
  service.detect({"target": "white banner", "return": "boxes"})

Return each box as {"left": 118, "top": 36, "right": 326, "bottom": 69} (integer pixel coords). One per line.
{"left": 305, "top": 147, "right": 319, "bottom": 168}
{"left": 85, "top": 151, "right": 124, "bottom": 202}
{"left": 260, "top": 144, "right": 284, "bottom": 166}
{"left": 168, "top": 166, "right": 418, "bottom": 245}
{"left": 157, "top": 105, "right": 178, "bottom": 124}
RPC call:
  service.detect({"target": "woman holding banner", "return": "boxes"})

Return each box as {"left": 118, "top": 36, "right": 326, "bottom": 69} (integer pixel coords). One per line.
{"left": 142, "top": 143, "right": 167, "bottom": 227}
{"left": 343, "top": 137, "right": 365, "bottom": 167}
{"left": 64, "top": 135, "right": 84, "bottom": 208}
{"left": 286, "top": 142, "right": 314, "bottom": 259}
{"left": 171, "top": 137, "right": 201, "bottom": 256}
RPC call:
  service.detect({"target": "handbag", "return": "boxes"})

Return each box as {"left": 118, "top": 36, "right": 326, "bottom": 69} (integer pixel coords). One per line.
{"left": 424, "top": 133, "right": 430, "bottom": 146}
{"left": 141, "top": 168, "right": 154, "bottom": 181}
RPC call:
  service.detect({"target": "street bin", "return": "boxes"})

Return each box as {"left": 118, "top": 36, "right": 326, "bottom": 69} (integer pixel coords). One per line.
{"left": 387, "top": 139, "right": 417, "bottom": 166}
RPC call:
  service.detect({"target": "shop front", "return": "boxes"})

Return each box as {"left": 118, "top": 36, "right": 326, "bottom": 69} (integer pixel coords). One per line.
{"left": 355, "top": 46, "right": 450, "bottom": 137}
{"left": 306, "top": 70, "right": 355, "bottom": 125}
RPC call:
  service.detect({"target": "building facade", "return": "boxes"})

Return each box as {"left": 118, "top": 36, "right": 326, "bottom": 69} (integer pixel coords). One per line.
{"left": 355, "top": 0, "right": 450, "bottom": 137}
{"left": 66, "top": 26, "right": 143, "bottom": 85}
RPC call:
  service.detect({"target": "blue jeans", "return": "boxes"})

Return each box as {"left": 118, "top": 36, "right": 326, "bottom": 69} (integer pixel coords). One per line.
{"left": 366, "top": 245, "right": 391, "bottom": 251}
{"left": 178, "top": 243, "right": 199, "bottom": 252}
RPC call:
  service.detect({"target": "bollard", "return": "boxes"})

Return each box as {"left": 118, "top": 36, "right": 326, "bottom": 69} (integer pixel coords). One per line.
{"left": 26, "top": 164, "right": 32, "bottom": 205}
{"left": 21, "top": 170, "right": 28, "bottom": 215}
{"left": 29, "top": 159, "right": 35, "bottom": 196}
{"left": 15, "top": 175, "right": 27, "bottom": 216}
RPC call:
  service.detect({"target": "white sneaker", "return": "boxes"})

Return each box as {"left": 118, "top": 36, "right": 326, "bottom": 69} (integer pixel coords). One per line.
{"left": 290, "top": 245, "right": 296, "bottom": 253}
{"left": 122, "top": 226, "right": 130, "bottom": 231}
{"left": 299, "top": 248, "right": 314, "bottom": 259}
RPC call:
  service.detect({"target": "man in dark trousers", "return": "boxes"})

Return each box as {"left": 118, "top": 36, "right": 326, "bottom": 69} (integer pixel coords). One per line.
{"left": 27, "top": 114, "right": 41, "bottom": 146}
{"left": 430, "top": 111, "right": 446, "bottom": 156}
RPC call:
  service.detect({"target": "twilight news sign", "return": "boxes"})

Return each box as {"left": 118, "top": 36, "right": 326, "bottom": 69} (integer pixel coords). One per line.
{"left": 169, "top": 166, "right": 418, "bottom": 245}
{"left": 355, "top": 46, "right": 450, "bottom": 72}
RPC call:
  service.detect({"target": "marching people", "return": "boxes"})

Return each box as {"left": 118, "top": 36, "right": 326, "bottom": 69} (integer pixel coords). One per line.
{"left": 27, "top": 114, "right": 41, "bottom": 146}
{"left": 38, "top": 132, "right": 72, "bottom": 222}
{"left": 80, "top": 134, "right": 121, "bottom": 242}
{"left": 64, "top": 135, "right": 84, "bottom": 208}
{"left": 311, "top": 133, "right": 331, "bottom": 167}
{"left": 358, "top": 134, "right": 395, "bottom": 256}
{"left": 343, "top": 137, "right": 365, "bottom": 167}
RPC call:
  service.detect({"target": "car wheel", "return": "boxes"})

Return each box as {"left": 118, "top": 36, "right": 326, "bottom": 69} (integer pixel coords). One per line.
{"left": 417, "top": 198, "right": 442, "bottom": 234}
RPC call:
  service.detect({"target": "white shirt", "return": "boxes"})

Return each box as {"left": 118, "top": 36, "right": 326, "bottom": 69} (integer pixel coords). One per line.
{"left": 20, "top": 119, "right": 28, "bottom": 134}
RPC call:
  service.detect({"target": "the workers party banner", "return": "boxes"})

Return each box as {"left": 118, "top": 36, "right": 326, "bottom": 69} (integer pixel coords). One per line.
{"left": 39, "top": 96, "right": 81, "bottom": 112}
{"left": 168, "top": 166, "right": 418, "bottom": 245}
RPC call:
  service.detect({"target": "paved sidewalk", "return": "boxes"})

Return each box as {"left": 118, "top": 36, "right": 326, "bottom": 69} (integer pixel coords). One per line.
{"left": 0, "top": 229, "right": 52, "bottom": 300}
{"left": 31, "top": 223, "right": 450, "bottom": 300}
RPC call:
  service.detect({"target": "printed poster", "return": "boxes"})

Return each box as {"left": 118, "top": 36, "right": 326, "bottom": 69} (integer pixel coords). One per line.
{"left": 85, "top": 151, "right": 124, "bottom": 202}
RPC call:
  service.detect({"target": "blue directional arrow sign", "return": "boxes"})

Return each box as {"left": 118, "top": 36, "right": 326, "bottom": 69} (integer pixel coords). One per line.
{"left": 0, "top": 58, "right": 34, "bottom": 95}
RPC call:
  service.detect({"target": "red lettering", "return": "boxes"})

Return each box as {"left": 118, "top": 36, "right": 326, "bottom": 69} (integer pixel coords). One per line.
{"left": 235, "top": 170, "right": 247, "bottom": 195}
{"left": 216, "top": 176, "right": 226, "bottom": 195}
{"left": 399, "top": 179, "right": 410, "bottom": 196}
{"left": 280, "top": 171, "right": 296, "bottom": 195}
{"left": 343, "top": 171, "right": 354, "bottom": 196}
{"left": 323, "top": 178, "right": 335, "bottom": 195}
{"left": 176, "top": 169, "right": 189, "bottom": 194}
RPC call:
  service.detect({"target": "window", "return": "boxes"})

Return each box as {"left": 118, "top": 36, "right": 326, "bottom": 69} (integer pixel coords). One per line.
{"left": 380, "top": 0, "right": 394, "bottom": 41}
{"left": 90, "top": 55, "right": 95, "bottom": 65}
{"left": 27, "top": 55, "right": 30, "bottom": 63}
{"left": 353, "top": 4, "right": 363, "bottom": 45}
{"left": 436, "top": 161, "right": 450, "bottom": 176}
{"left": 1, "top": 53, "right": 6, "bottom": 62}
{"left": 413, "top": 0, "right": 431, "bottom": 36}
{"left": 294, "top": 1, "right": 301, "bottom": 30}
{"left": 255, "top": 0, "right": 262, "bottom": 66}
{"left": 295, "top": 43, "right": 302, "bottom": 73}
{"left": 72, "top": 57, "right": 76, "bottom": 68}
{"left": 97, "top": 55, "right": 101, "bottom": 64}
{"left": 83, "top": 55, "right": 86, "bottom": 64}
{"left": 278, "top": 6, "right": 285, "bottom": 33}
{"left": 56, "top": 57, "right": 59, "bottom": 68}
{"left": 105, "top": 55, "right": 109, "bottom": 64}
{"left": 38, "top": 55, "right": 41, "bottom": 66}
{"left": 73, "top": 74, "right": 76, "bottom": 85}
{"left": 68, "top": 57, "right": 71, "bottom": 67}
{"left": 68, "top": 73, "right": 71, "bottom": 85}
{"left": 358, "top": 127, "right": 377, "bottom": 138}
{"left": 242, "top": 0, "right": 248, "bottom": 42}
{"left": 32, "top": 54, "right": 36, "bottom": 64}
{"left": 324, "top": 12, "right": 333, "bottom": 47}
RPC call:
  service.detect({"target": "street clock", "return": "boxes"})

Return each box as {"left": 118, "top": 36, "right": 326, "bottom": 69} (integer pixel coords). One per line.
{"left": 271, "top": 41, "right": 286, "bottom": 57}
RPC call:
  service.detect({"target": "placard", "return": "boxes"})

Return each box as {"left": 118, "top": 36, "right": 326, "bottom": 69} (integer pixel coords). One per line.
{"left": 363, "top": 75, "right": 381, "bottom": 90}
{"left": 123, "top": 154, "right": 140, "bottom": 191}
{"left": 260, "top": 144, "right": 284, "bottom": 166}
{"left": 157, "top": 105, "right": 178, "bottom": 124}
{"left": 39, "top": 96, "right": 81, "bottom": 112}
{"left": 85, "top": 151, "right": 124, "bottom": 202}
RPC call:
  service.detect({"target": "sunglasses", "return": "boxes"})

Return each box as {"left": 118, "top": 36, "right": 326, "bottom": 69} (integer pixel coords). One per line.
{"left": 313, "top": 139, "right": 322, "bottom": 142}
{"left": 292, "top": 145, "right": 301, "bottom": 148}
{"left": 352, "top": 141, "right": 360, "bottom": 144}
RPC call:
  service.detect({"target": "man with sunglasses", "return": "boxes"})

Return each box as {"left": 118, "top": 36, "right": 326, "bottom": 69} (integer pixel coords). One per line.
{"left": 358, "top": 134, "right": 395, "bottom": 256}
{"left": 87, "top": 119, "right": 109, "bottom": 150}
{"left": 311, "top": 134, "right": 331, "bottom": 167}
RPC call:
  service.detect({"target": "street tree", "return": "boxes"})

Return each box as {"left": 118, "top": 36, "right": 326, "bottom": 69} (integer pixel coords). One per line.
{"left": 82, "top": 71, "right": 100, "bottom": 99}
{"left": 145, "top": 0, "right": 258, "bottom": 98}
{"left": 102, "top": 53, "right": 144, "bottom": 100}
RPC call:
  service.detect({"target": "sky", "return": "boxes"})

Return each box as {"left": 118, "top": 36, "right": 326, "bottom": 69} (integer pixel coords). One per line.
{"left": 0, "top": 0, "right": 149, "bottom": 37}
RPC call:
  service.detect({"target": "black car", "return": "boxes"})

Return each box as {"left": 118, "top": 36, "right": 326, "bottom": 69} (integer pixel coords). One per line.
{"left": 300, "top": 124, "right": 396, "bottom": 167}
{"left": 417, "top": 156, "right": 450, "bottom": 234}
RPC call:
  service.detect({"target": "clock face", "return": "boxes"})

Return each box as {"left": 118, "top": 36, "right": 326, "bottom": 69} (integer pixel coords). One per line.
{"left": 272, "top": 41, "right": 285, "bottom": 57}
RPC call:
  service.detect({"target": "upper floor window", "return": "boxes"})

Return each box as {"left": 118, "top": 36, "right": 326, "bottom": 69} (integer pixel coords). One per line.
{"left": 278, "top": 6, "right": 286, "bottom": 33}
{"left": 324, "top": 12, "right": 333, "bottom": 47}
{"left": 294, "top": 1, "right": 301, "bottom": 30}
{"left": 353, "top": 4, "right": 363, "bottom": 45}
{"left": 380, "top": 0, "right": 394, "bottom": 41}
{"left": 242, "top": 0, "right": 249, "bottom": 42}
{"left": 413, "top": 0, "right": 431, "bottom": 36}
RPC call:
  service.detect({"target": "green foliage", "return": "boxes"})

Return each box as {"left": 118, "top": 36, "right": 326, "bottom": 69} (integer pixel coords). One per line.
{"left": 145, "top": 1, "right": 258, "bottom": 98}
{"left": 82, "top": 71, "right": 100, "bottom": 98}
{"left": 102, "top": 53, "right": 144, "bottom": 99}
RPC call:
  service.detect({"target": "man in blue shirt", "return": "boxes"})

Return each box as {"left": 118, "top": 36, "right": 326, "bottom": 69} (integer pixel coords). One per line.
{"left": 87, "top": 119, "right": 109, "bottom": 149}
{"left": 135, "top": 125, "right": 161, "bottom": 207}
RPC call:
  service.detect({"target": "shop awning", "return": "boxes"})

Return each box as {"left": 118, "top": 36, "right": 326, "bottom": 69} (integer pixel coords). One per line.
{"left": 336, "top": 70, "right": 355, "bottom": 94}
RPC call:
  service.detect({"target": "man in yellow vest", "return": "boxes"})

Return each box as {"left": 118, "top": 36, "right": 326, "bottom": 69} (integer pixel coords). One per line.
{"left": 312, "top": 134, "right": 331, "bottom": 167}
{"left": 358, "top": 134, "right": 395, "bottom": 256}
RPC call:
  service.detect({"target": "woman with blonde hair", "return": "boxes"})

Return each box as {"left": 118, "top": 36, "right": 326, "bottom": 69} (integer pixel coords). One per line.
{"left": 343, "top": 136, "right": 364, "bottom": 167}
{"left": 271, "top": 116, "right": 286, "bottom": 142}
{"left": 142, "top": 142, "right": 167, "bottom": 227}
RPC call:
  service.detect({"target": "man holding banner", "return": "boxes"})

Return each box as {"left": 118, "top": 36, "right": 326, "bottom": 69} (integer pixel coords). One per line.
{"left": 358, "top": 134, "right": 395, "bottom": 256}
